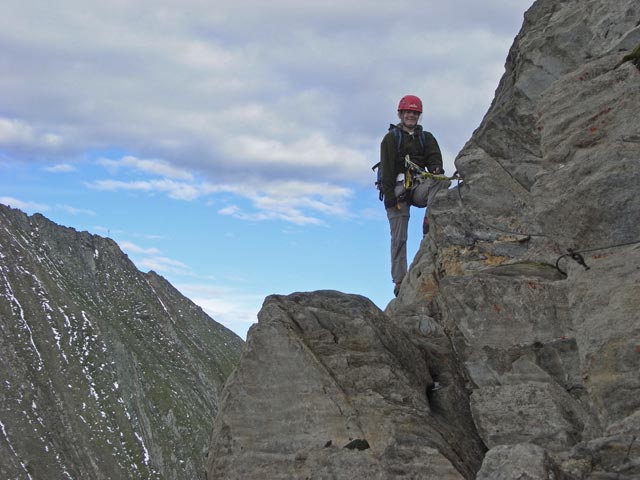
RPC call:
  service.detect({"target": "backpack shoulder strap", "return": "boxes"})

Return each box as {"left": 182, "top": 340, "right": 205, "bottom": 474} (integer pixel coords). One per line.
{"left": 389, "top": 125, "right": 402, "bottom": 151}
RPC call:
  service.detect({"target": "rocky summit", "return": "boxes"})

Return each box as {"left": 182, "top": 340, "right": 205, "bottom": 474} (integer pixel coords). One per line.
{"left": 0, "top": 204, "right": 244, "bottom": 479}
{"left": 206, "top": 0, "right": 640, "bottom": 479}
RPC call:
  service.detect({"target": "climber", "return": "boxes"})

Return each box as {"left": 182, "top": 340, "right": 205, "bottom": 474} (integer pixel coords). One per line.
{"left": 379, "top": 95, "right": 450, "bottom": 296}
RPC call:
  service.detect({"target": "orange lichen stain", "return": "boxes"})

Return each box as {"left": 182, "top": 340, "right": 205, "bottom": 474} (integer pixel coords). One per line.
{"left": 419, "top": 275, "right": 440, "bottom": 302}
{"left": 438, "top": 246, "right": 471, "bottom": 277}
{"left": 438, "top": 246, "right": 506, "bottom": 275}
{"left": 483, "top": 254, "right": 508, "bottom": 267}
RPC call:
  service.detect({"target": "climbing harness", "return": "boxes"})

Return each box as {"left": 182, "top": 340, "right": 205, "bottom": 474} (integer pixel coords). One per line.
{"left": 372, "top": 128, "right": 430, "bottom": 201}
{"left": 404, "top": 155, "right": 458, "bottom": 188}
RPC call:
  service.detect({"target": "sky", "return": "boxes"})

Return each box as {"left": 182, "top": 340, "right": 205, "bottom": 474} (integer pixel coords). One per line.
{"left": 1, "top": 0, "right": 534, "bottom": 339}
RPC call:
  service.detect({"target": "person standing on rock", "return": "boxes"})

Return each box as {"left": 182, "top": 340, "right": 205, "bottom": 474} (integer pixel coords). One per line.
{"left": 379, "top": 95, "right": 450, "bottom": 296}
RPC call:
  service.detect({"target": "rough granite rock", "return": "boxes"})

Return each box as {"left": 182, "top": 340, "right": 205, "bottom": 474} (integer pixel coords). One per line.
{"left": 476, "top": 443, "right": 569, "bottom": 480}
{"left": 207, "top": 0, "right": 639, "bottom": 478}
{"left": 392, "top": 0, "right": 640, "bottom": 477}
{"left": 206, "top": 291, "right": 485, "bottom": 479}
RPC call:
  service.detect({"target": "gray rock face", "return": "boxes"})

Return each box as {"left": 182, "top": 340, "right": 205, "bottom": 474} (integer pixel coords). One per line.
{"left": 0, "top": 204, "right": 243, "bottom": 479}
{"left": 402, "top": 0, "right": 640, "bottom": 476}
{"left": 476, "top": 443, "right": 569, "bottom": 480}
{"left": 207, "top": 0, "right": 640, "bottom": 478}
{"left": 207, "top": 291, "right": 484, "bottom": 479}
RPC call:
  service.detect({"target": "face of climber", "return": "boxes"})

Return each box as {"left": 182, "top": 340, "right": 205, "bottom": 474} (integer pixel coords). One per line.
{"left": 398, "top": 109, "right": 420, "bottom": 130}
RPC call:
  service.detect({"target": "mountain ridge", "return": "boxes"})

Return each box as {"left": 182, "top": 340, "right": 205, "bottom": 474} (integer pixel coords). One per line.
{"left": 0, "top": 203, "right": 243, "bottom": 479}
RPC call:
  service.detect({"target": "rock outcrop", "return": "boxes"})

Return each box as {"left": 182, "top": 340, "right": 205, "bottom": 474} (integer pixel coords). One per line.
{"left": 0, "top": 204, "right": 244, "bottom": 479}
{"left": 207, "top": 291, "right": 484, "bottom": 479}
{"left": 207, "top": 0, "right": 640, "bottom": 478}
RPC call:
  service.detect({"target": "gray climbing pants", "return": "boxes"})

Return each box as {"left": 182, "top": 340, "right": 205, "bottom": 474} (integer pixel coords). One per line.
{"left": 386, "top": 178, "right": 450, "bottom": 284}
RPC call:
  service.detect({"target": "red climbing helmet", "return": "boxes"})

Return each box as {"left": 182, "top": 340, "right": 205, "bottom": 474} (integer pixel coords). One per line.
{"left": 397, "top": 95, "right": 423, "bottom": 113}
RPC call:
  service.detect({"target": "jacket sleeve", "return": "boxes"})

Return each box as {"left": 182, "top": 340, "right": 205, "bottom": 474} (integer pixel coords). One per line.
{"left": 424, "top": 132, "right": 444, "bottom": 173}
{"left": 380, "top": 132, "right": 398, "bottom": 204}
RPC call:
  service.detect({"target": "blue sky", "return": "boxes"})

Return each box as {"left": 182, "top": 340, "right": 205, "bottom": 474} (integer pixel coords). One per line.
{"left": 1, "top": 0, "right": 533, "bottom": 339}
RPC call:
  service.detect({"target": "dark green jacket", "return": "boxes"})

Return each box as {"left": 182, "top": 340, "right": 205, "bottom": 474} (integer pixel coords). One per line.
{"left": 379, "top": 124, "right": 443, "bottom": 204}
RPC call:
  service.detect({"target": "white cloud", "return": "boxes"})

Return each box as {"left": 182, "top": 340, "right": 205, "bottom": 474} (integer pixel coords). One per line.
{"left": 0, "top": 196, "right": 49, "bottom": 212}
{"left": 0, "top": 117, "right": 35, "bottom": 144}
{"left": 58, "top": 204, "right": 95, "bottom": 216}
{"left": 97, "top": 156, "right": 193, "bottom": 180}
{"left": 45, "top": 163, "right": 76, "bottom": 173}
{"left": 86, "top": 178, "right": 209, "bottom": 201}
{"left": 136, "top": 256, "right": 194, "bottom": 276}
{"left": 1, "top": 0, "right": 532, "bottom": 174}
{"left": 218, "top": 204, "right": 324, "bottom": 226}
{"left": 0, "top": 117, "right": 63, "bottom": 150}
{"left": 234, "top": 180, "right": 352, "bottom": 225}
{"left": 118, "top": 240, "right": 194, "bottom": 276}
{"left": 229, "top": 132, "right": 371, "bottom": 179}
{"left": 179, "top": 40, "right": 237, "bottom": 70}
{"left": 87, "top": 172, "right": 353, "bottom": 224}
{"left": 119, "top": 241, "right": 161, "bottom": 255}
{"left": 175, "top": 282, "right": 263, "bottom": 339}
{"left": 3, "top": 0, "right": 533, "bottom": 225}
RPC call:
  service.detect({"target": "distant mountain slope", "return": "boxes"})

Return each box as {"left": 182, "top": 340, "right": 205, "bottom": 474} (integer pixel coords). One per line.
{"left": 0, "top": 203, "right": 244, "bottom": 479}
